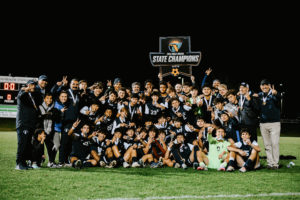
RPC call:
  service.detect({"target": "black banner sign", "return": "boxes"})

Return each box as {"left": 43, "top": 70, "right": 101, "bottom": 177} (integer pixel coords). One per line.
{"left": 149, "top": 36, "right": 201, "bottom": 67}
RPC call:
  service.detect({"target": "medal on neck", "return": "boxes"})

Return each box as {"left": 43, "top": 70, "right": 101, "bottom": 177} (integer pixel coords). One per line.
{"left": 203, "top": 95, "right": 212, "bottom": 111}
{"left": 239, "top": 95, "right": 245, "bottom": 110}
{"left": 69, "top": 89, "right": 78, "bottom": 106}
{"left": 262, "top": 90, "right": 272, "bottom": 106}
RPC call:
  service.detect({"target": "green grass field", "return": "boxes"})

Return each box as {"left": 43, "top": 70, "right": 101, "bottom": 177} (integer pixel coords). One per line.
{"left": 0, "top": 132, "right": 300, "bottom": 200}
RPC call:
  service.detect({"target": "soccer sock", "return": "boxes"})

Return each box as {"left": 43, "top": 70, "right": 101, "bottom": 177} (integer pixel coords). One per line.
{"left": 193, "top": 146, "right": 199, "bottom": 162}
{"left": 228, "top": 157, "right": 235, "bottom": 167}
{"left": 83, "top": 161, "right": 93, "bottom": 167}
{"left": 228, "top": 160, "right": 235, "bottom": 167}
{"left": 171, "top": 149, "right": 183, "bottom": 165}
{"left": 244, "top": 159, "right": 253, "bottom": 170}
{"left": 117, "top": 157, "right": 124, "bottom": 165}
{"left": 132, "top": 157, "right": 138, "bottom": 163}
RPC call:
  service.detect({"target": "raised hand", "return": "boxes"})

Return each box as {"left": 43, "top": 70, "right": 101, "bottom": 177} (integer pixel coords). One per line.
{"left": 190, "top": 75, "right": 195, "bottom": 83}
{"left": 72, "top": 119, "right": 81, "bottom": 129}
{"left": 271, "top": 84, "right": 277, "bottom": 95}
{"left": 107, "top": 80, "right": 112, "bottom": 87}
{"left": 158, "top": 73, "right": 163, "bottom": 81}
{"left": 61, "top": 106, "right": 68, "bottom": 113}
{"left": 205, "top": 68, "right": 212, "bottom": 76}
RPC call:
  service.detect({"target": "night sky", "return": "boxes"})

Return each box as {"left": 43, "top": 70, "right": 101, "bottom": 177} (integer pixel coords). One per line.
{"left": 2, "top": 12, "right": 298, "bottom": 118}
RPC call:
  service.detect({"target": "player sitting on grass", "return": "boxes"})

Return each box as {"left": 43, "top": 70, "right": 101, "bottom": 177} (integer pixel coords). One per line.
{"left": 142, "top": 127, "right": 162, "bottom": 168}
{"left": 163, "top": 133, "right": 191, "bottom": 170}
{"left": 111, "top": 128, "right": 125, "bottom": 167}
{"left": 134, "top": 128, "right": 157, "bottom": 168}
{"left": 90, "top": 129, "right": 116, "bottom": 168}
{"left": 68, "top": 120, "right": 98, "bottom": 169}
{"left": 206, "top": 127, "right": 231, "bottom": 171}
{"left": 226, "top": 129, "right": 261, "bottom": 172}
{"left": 122, "top": 128, "right": 140, "bottom": 168}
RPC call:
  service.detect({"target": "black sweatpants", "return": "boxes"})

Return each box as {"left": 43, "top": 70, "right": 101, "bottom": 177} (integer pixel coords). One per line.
{"left": 59, "top": 124, "right": 72, "bottom": 164}
{"left": 16, "top": 127, "right": 34, "bottom": 165}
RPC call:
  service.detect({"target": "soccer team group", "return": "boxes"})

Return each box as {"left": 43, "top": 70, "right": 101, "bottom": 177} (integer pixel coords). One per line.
{"left": 15, "top": 68, "right": 282, "bottom": 172}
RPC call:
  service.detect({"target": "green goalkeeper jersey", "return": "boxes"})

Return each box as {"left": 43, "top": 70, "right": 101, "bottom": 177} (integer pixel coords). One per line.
{"left": 207, "top": 134, "right": 230, "bottom": 169}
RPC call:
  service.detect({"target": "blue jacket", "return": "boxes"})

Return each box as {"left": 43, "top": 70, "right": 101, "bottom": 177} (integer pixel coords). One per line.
{"left": 54, "top": 101, "right": 65, "bottom": 132}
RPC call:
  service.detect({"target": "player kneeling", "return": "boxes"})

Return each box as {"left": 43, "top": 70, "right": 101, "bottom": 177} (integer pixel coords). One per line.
{"left": 227, "top": 129, "right": 261, "bottom": 172}
{"left": 68, "top": 120, "right": 97, "bottom": 169}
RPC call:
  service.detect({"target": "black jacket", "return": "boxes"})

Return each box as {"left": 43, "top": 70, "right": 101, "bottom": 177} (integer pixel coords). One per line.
{"left": 238, "top": 96, "right": 259, "bottom": 126}
{"left": 16, "top": 90, "right": 39, "bottom": 129}
{"left": 255, "top": 92, "right": 281, "bottom": 123}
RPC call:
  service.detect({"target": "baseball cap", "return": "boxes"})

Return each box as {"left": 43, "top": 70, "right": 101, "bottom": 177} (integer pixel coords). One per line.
{"left": 240, "top": 82, "right": 249, "bottom": 88}
{"left": 38, "top": 75, "right": 48, "bottom": 81}
{"left": 26, "top": 80, "right": 36, "bottom": 85}
{"left": 260, "top": 79, "right": 270, "bottom": 85}
{"left": 113, "top": 78, "right": 121, "bottom": 85}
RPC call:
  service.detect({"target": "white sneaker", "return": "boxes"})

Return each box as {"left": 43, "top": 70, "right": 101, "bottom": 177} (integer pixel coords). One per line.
{"left": 239, "top": 167, "right": 247, "bottom": 173}
{"left": 123, "top": 162, "right": 130, "bottom": 168}
{"left": 47, "top": 162, "right": 57, "bottom": 168}
{"left": 132, "top": 162, "right": 140, "bottom": 168}
{"left": 218, "top": 167, "right": 226, "bottom": 171}
{"left": 64, "top": 163, "right": 72, "bottom": 168}
{"left": 174, "top": 163, "right": 181, "bottom": 168}
{"left": 197, "top": 162, "right": 206, "bottom": 171}
{"left": 182, "top": 163, "right": 187, "bottom": 170}
{"left": 32, "top": 163, "right": 40, "bottom": 169}
{"left": 99, "top": 161, "right": 106, "bottom": 167}
{"left": 227, "top": 166, "right": 235, "bottom": 172}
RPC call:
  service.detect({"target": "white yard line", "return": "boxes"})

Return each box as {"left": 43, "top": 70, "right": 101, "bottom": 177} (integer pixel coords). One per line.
{"left": 92, "top": 192, "right": 300, "bottom": 200}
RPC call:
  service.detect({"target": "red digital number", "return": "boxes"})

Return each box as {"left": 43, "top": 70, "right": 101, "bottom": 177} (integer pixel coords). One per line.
{"left": 3, "top": 83, "right": 16, "bottom": 90}
{"left": 10, "top": 83, "right": 15, "bottom": 90}
{"left": 7, "top": 94, "right": 12, "bottom": 100}
{"left": 4, "top": 83, "right": 9, "bottom": 90}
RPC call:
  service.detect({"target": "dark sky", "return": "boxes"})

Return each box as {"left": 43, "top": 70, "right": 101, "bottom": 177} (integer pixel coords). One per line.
{"left": 2, "top": 12, "right": 298, "bottom": 117}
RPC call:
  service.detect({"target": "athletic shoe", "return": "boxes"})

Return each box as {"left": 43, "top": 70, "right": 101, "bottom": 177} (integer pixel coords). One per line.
{"left": 15, "top": 164, "right": 28, "bottom": 170}
{"left": 197, "top": 162, "right": 206, "bottom": 171}
{"left": 174, "top": 163, "right": 181, "bottom": 168}
{"left": 226, "top": 166, "right": 235, "bottom": 172}
{"left": 74, "top": 160, "right": 82, "bottom": 169}
{"left": 99, "top": 161, "right": 106, "bottom": 167}
{"left": 64, "top": 163, "right": 72, "bottom": 168}
{"left": 106, "top": 160, "right": 117, "bottom": 168}
{"left": 32, "top": 163, "right": 40, "bottom": 169}
{"left": 266, "top": 165, "right": 273, "bottom": 169}
{"left": 182, "top": 163, "right": 187, "bottom": 170}
{"left": 56, "top": 163, "right": 64, "bottom": 168}
{"left": 218, "top": 167, "right": 226, "bottom": 171}
{"left": 271, "top": 166, "right": 279, "bottom": 170}
{"left": 239, "top": 167, "right": 247, "bottom": 173}
{"left": 193, "top": 162, "right": 199, "bottom": 170}
{"left": 123, "top": 162, "right": 130, "bottom": 168}
{"left": 47, "top": 162, "right": 58, "bottom": 168}
{"left": 132, "top": 162, "right": 141, "bottom": 168}
{"left": 150, "top": 162, "right": 159, "bottom": 168}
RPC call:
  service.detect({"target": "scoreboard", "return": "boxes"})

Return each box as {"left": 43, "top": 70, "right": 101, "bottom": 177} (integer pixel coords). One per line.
{"left": 0, "top": 76, "right": 37, "bottom": 118}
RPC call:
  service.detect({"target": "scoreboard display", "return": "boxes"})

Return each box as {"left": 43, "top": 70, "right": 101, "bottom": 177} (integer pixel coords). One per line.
{"left": 0, "top": 76, "right": 37, "bottom": 118}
